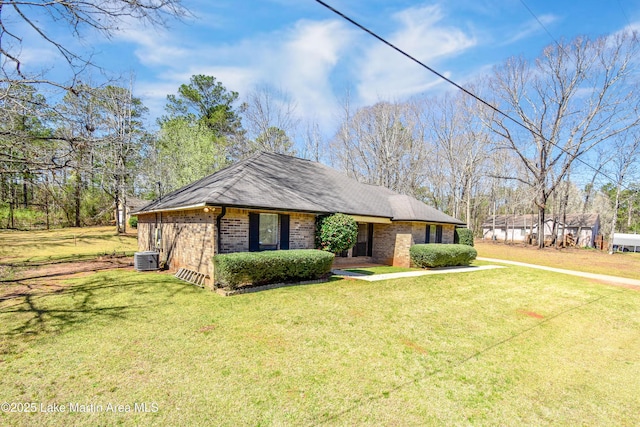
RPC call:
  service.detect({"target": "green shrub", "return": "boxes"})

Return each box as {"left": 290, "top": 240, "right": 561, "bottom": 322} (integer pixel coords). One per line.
{"left": 213, "top": 249, "right": 335, "bottom": 290}
{"left": 454, "top": 228, "right": 474, "bottom": 246}
{"left": 410, "top": 244, "right": 477, "bottom": 268}
{"left": 316, "top": 213, "right": 358, "bottom": 254}
{"left": 129, "top": 216, "right": 138, "bottom": 228}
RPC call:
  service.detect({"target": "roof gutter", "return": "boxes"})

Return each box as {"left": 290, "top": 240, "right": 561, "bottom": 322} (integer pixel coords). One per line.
{"left": 391, "top": 218, "right": 466, "bottom": 226}
{"left": 131, "top": 202, "right": 210, "bottom": 216}
{"left": 350, "top": 215, "right": 392, "bottom": 224}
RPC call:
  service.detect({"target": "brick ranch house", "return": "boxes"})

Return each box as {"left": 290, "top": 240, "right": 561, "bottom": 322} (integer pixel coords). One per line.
{"left": 133, "top": 152, "right": 464, "bottom": 288}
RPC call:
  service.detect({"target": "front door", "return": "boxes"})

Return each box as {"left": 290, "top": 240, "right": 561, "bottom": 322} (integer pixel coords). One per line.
{"left": 353, "top": 223, "right": 373, "bottom": 257}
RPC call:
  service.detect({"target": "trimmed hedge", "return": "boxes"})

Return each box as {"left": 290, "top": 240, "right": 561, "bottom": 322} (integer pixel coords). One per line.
{"left": 213, "top": 249, "right": 335, "bottom": 290}
{"left": 454, "top": 228, "right": 474, "bottom": 246}
{"left": 410, "top": 244, "right": 477, "bottom": 268}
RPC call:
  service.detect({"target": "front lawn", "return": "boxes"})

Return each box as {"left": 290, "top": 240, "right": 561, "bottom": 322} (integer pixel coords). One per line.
{"left": 1, "top": 267, "right": 639, "bottom": 425}
{"left": 476, "top": 240, "right": 640, "bottom": 280}
{"left": 0, "top": 226, "right": 138, "bottom": 264}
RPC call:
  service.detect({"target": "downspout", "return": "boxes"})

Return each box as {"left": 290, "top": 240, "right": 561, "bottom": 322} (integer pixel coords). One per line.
{"left": 153, "top": 212, "right": 158, "bottom": 251}
{"left": 158, "top": 211, "right": 163, "bottom": 268}
{"left": 216, "top": 206, "right": 227, "bottom": 254}
{"left": 213, "top": 206, "right": 227, "bottom": 290}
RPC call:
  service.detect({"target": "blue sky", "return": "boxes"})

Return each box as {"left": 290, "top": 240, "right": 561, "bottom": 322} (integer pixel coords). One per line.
{"left": 17, "top": 0, "right": 640, "bottom": 136}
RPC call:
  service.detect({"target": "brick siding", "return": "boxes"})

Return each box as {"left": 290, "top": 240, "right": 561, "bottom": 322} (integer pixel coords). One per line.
{"left": 137, "top": 209, "right": 215, "bottom": 287}
{"left": 372, "top": 222, "right": 456, "bottom": 267}
{"left": 290, "top": 213, "right": 316, "bottom": 249}
{"left": 219, "top": 209, "right": 316, "bottom": 253}
{"left": 137, "top": 207, "right": 458, "bottom": 286}
{"left": 219, "top": 209, "right": 250, "bottom": 253}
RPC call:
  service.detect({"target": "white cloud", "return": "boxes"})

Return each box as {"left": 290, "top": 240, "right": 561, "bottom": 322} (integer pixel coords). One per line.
{"left": 129, "top": 17, "right": 353, "bottom": 133}
{"left": 110, "top": 18, "right": 191, "bottom": 67}
{"left": 355, "top": 4, "right": 476, "bottom": 104}
{"left": 277, "top": 20, "right": 353, "bottom": 126}
{"left": 501, "top": 14, "right": 559, "bottom": 46}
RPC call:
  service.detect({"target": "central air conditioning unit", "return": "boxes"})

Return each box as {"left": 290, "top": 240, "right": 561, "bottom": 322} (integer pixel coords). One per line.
{"left": 134, "top": 251, "right": 160, "bottom": 271}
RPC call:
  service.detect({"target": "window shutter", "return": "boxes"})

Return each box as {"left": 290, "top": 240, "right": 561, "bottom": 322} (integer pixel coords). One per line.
{"left": 367, "top": 223, "right": 374, "bottom": 256}
{"left": 425, "top": 225, "right": 431, "bottom": 244}
{"left": 249, "top": 213, "right": 260, "bottom": 252}
{"left": 279, "top": 214, "right": 290, "bottom": 250}
{"left": 436, "top": 225, "right": 443, "bottom": 243}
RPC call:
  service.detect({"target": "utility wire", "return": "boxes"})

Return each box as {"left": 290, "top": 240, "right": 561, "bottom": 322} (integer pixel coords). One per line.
{"left": 314, "top": 0, "right": 624, "bottom": 187}
{"left": 518, "top": 0, "right": 570, "bottom": 58}
{"left": 616, "top": 0, "right": 632, "bottom": 27}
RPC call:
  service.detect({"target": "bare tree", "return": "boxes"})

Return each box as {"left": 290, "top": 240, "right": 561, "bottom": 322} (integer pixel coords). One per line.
{"left": 0, "top": 0, "right": 187, "bottom": 89}
{"left": 0, "top": 0, "right": 186, "bottom": 179}
{"left": 240, "top": 85, "right": 299, "bottom": 157}
{"left": 331, "top": 99, "right": 427, "bottom": 196}
{"left": 301, "top": 120, "right": 324, "bottom": 162}
{"left": 98, "top": 83, "right": 148, "bottom": 233}
{"left": 605, "top": 131, "right": 640, "bottom": 253}
{"left": 488, "top": 32, "right": 640, "bottom": 248}
{"left": 54, "top": 84, "right": 103, "bottom": 226}
{"left": 426, "top": 91, "right": 491, "bottom": 228}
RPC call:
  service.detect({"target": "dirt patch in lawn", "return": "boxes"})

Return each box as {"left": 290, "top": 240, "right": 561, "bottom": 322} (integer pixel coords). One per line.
{"left": 4, "top": 255, "right": 133, "bottom": 280}
{"left": 517, "top": 309, "right": 545, "bottom": 319}
{"left": 401, "top": 338, "right": 429, "bottom": 355}
{"left": 0, "top": 256, "right": 133, "bottom": 302}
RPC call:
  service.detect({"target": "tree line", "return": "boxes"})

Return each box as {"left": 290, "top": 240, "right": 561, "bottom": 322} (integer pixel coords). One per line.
{"left": 1, "top": 0, "right": 639, "bottom": 249}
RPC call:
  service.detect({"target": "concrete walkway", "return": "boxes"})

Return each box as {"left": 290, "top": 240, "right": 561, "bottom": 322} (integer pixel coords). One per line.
{"left": 477, "top": 257, "right": 640, "bottom": 288}
{"left": 331, "top": 265, "right": 504, "bottom": 282}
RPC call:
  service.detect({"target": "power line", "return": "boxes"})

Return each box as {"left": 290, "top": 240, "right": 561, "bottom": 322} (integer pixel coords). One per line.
{"left": 616, "top": 0, "right": 633, "bottom": 28}
{"left": 518, "top": 0, "right": 570, "bottom": 58}
{"left": 314, "top": 0, "right": 624, "bottom": 187}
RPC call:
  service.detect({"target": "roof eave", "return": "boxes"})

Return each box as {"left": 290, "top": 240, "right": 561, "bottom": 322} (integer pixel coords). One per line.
{"left": 132, "top": 202, "right": 210, "bottom": 215}
{"left": 392, "top": 218, "right": 466, "bottom": 225}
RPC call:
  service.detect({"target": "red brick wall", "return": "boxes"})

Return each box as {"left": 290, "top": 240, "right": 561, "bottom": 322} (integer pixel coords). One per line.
{"left": 372, "top": 222, "right": 456, "bottom": 267}
{"left": 219, "top": 209, "right": 249, "bottom": 253}
{"left": 137, "top": 209, "right": 215, "bottom": 286}
{"left": 219, "top": 209, "right": 317, "bottom": 253}
{"left": 290, "top": 213, "right": 316, "bottom": 249}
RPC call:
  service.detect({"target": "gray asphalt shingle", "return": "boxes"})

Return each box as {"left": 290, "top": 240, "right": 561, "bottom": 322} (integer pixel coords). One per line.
{"left": 136, "top": 152, "right": 464, "bottom": 225}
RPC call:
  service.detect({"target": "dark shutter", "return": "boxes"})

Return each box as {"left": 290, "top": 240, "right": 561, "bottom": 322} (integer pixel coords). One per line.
{"left": 249, "top": 213, "right": 260, "bottom": 252}
{"left": 279, "top": 214, "right": 290, "bottom": 250}
{"left": 367, "top": 223, "right": 374, "bottom": 256}
{"left": 436, "top": 225, "right": 443, "bottom": 243}
{"left": 425, "top": 225, "right": 431, "bottom": 244}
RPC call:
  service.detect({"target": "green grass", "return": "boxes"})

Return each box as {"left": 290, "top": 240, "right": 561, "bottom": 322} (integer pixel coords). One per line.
{"left": 1, "top": 268, "right": 639, "bottom": 425}
{"left": 476, "top": 240, "right": 640, "bottom": 280}
{"left": 0, "top": 226, "right": 138, "bottom": 264}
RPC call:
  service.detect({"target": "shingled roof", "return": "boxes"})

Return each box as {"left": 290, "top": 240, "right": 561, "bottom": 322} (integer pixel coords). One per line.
{"left": 135, "top": 152, "right": 464, "bottom": 225}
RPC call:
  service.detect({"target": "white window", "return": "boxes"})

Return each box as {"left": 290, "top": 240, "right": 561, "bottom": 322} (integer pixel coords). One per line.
{"left": 259, "top": 213, "right": 278, "bottom": 249}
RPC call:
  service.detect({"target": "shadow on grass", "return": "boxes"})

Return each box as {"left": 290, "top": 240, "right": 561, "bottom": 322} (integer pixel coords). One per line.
{"left": 0, "top": 253, "right": 136, "bottom": 268}
{"left": 0, "top": 264, "right": 131, "bottom": 284}
{"left": 0, "top": 271, "right": 199, "bottom": 347}
{"left": 343, "top": 269, "right": 375, "bottom": 276}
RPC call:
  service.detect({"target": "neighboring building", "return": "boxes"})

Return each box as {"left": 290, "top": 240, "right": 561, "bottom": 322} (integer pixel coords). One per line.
{"left": 612, "top": 233, "right": 640, "bottom": 252}
{"left": 481, "top": 213, "right": 600, "bottom": 247}
{"left": 115, "top": 196, "right": 148, "bottom": 229}
{"left": 133, "top": 152, "right": 464, "bottom": 288}
{"left": 563, "top": 213, "right": 601, "bottom": 247}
